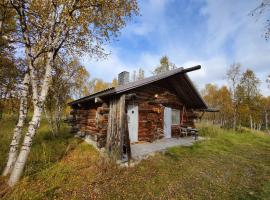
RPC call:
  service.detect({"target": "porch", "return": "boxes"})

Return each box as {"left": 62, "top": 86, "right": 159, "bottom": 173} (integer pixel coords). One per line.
{"left": 131, "top": 136, "right": 203, "bottom": 160}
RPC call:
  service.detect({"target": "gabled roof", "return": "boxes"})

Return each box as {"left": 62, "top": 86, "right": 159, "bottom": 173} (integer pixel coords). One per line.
{"left": 69, "top": 65, "right": 208, "bottom": 109}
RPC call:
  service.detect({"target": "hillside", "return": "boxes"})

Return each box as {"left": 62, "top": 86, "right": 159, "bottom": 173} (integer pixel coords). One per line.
{"left": 1, "top": 121, "right": 270, "bottom": 199}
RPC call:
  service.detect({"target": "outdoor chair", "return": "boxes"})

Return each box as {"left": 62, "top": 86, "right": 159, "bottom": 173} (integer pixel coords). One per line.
{"left": 187, "top": 127, "right": 199, "bottom": 140}
{"left": 179, "top": 126, "right": 188, "bottom": 137}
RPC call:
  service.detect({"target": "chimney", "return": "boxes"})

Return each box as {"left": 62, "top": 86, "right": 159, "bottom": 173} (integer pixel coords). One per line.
{"left": 118, "top": 71, "right": 129, "bottom": 85}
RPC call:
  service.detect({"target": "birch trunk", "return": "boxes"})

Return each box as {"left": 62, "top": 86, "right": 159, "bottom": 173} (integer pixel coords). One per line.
{"left": 8, "top": 106, "right": 42, "bottom": 186}
{"left": 265, "top": 110, "right": 268, "bottom": 131}
{"left": 233, "top": 108, "right": 237, "bottom": 130}
{"left": 250, "top": 115, "right": 253, "bottom": 130}
{"left": 8, "top": 52, "right": 54, "bottom": 186}
{"left": 2, "top": 73, "right": 30, "bottom": 176}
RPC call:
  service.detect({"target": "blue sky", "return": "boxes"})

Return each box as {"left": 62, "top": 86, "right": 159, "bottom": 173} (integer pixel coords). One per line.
{"left": 80, "top": 0, "right": 270, "bottom": 95}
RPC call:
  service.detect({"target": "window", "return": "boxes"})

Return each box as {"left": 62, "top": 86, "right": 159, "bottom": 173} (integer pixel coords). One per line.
{"left": 171, "top": 109, "right": 180, "bottom": 125}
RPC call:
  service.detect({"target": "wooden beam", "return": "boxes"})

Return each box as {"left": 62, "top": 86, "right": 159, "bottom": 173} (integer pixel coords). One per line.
{"left": 124, "top": 111, "right": 131, "bottom": 161}
{"left": 95, "top": 97, "right": 103, "bottom": 103}
{"left": 125, "top": 93, "right": 137, "bottom": 100}
{"left": 119, "top": 94, "right": 126, "bottom": 160}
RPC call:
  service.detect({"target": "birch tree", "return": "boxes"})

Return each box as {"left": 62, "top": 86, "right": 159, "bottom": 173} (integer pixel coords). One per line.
{"left": 2, "top": 72, "right": 30, "bottom": 176}
{"left": 153, "top": 56, "right": 176, "bottom": 75}
{"left": 5, "top": 0, "right": 138, "bottom": 186}
{"left": 239, "top": 69, "right": 260, "bottom": 129}
{"left": 226, "top": 63, "right": 241, "bottom": 130}
{"left": 44, "top": 57, "right": 89, "bottom": 135}
{"left": 1, "top": 0, "right": 29, "bottom": 176}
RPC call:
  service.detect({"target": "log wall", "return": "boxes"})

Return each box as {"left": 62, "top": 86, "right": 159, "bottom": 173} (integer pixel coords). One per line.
{"left": 129, "top": 85, "right": 196, "bottom": 142}
{"left": 70, "top": 83, "right": 198, "bottom": 148}
{"left": 70, "top": 102, "right": 109, "bottom": 148}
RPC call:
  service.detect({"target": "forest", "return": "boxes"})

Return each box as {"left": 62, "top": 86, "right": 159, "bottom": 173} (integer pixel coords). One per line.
{"left": 202, "top": 63, "right": 270, "bottom": 131}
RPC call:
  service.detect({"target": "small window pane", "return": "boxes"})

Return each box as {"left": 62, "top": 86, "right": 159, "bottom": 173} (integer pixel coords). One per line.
{"left": 172, "top": 109, "right": 180, "bottom": 125}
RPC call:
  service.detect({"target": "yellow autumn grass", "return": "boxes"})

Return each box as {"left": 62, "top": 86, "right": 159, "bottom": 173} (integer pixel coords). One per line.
{"left": 1, "top": 120, "right": 270, "bottom": 199}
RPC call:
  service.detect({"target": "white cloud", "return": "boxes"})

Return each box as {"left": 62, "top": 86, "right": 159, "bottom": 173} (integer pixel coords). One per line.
{"left": 80, "top": 47, "right": 126, "bottom": 81}
{"left": 181, "top": 56, "right": 228, "bottom": 90}
{"left": 80, "top": 0, "right": 270, "bottom": 96}
{"left": 80, "top": 46, "right": 162, "bottom": 81}
{"left": 122, "top": 0, "right": 168, "bottom": 37}
{"left": 194, "top": 0, "right": 270, "bottom": 95}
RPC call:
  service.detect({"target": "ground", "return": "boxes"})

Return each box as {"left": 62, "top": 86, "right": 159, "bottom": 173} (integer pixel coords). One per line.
{"left": 0, "top": 118, "right": 270, "bottom": 199}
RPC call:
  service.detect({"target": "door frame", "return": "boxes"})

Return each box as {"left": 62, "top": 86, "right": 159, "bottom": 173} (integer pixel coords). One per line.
{"left": 163, "top": 107, "right": 172, "bottom": 138}
{"left": 127, "top": 104, "right": 138, "bottom": 142}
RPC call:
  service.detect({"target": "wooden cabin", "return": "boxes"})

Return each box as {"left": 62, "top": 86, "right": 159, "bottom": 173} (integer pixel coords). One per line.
{"left": 68, "top": 65, "right": 208, "bottom": 160}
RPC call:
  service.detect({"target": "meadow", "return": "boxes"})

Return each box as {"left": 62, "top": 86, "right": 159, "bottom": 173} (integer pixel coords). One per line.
{"left": 1, "top": 119, "right": 270, "bottom": 199}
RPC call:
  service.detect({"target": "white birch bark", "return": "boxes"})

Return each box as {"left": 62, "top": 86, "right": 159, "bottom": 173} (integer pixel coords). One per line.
{"left": 233, "top": 107, "right": 237, "bottom": 130}
{"left": 250, "top": 115, "right": 253, "bottom": 130}
{"left": 8, "top": 52, "right": 54, "bottom": 186}
{"left": 2, "top": 73, "right": 30, "bottom": 176}
{"left": 265, "top": 110, "right": 268, "bottom": 131}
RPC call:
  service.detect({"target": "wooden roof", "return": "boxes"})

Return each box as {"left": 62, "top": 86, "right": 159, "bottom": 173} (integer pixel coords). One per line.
{"left": 69, "top": 65, "right": 208, "bottom": 109}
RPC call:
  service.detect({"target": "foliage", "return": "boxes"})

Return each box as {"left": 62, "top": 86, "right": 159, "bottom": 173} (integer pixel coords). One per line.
{"left": 152, "top": 56, "right": 176, "bottom": 75}
{"left": 132, "top": 68, "right": 145, "bottom": 81}
{"left": 203, "top": 67, "right": 269, "bottom": 131}
{"left": 2, "top": 0, "right": 139, "bottom": 186}
{"left": 45, "top": 57, "right": 90, "bottom": 135}
{"left": 111, "top": 78, "right": 118, "bottom": 87}
{"left": 0, "top": 58, "right": 25, "bottom": 118}
{"left": 202, "top": 84, "right": 233, "bottom": 127}
{"left": 1, "top": 123, "right": 270, "bottom": 199}
{"left": 0, "top": 1, "right": 25, "bottom": 119}
{"left": 88, "top": 78, "right": 109, "bottom": 94}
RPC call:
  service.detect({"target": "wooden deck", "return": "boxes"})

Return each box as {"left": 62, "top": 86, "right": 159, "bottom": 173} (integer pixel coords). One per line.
{"left": 131, "top": 136, "right": 203, "bottom": 160}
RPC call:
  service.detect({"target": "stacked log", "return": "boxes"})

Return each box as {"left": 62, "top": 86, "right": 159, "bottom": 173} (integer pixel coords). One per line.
{"left": 138, "top": 103, "right": 164, "bottom": 142}
{"left": 70, "top": 105, "right": 109, "bottom": 148}
{"left": 70, "top": 110, "right": 79, "bottom": 133}
{"left": 96, "top": 103, "right": 109, "bottom": 148}
{"left": 71, "top": 109, "right": 96, "bottom": 134}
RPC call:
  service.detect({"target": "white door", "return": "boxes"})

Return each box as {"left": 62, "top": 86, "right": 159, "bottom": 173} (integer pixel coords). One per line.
{"left": 127, "top": 104, "right": 138, "bottom": 143}
{"left": 164, "top": 107, "right": 172, "bottom": 138}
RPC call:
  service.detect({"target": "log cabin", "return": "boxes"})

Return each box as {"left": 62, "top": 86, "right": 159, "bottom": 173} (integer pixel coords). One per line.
{"left": 68, "top": 65, "right": 208, "bottom": 160}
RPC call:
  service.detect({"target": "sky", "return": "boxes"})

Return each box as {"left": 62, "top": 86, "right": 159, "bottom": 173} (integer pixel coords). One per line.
{"left": 80, "top": 0, "right": 270, "bottom": 96}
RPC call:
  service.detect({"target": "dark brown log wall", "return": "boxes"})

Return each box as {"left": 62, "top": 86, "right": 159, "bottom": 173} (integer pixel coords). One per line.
{"left": 138, "top": 103, "right": 163, "bottom": 142}
{"left": 129, "top": 84, "right": 196, "bottom": 142}
{"left": 70, "top": 83, "right": 198, "bottom": 146}
{"left": 70, "top": 103, "right": 109, "bottom": 148}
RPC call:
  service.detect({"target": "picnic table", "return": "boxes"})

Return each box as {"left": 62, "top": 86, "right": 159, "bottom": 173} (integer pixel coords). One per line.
{"left": 179, "top": 126, "right": 199, "bottom": 140}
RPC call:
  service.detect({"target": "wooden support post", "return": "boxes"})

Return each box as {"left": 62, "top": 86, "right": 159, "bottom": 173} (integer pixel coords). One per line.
{"left": 124, "top": 111, "right": 131, "bottom": 161}
{"left": 119, "top": 94, "right": 126, "bottom": 160}
{"left": 106, "top": 94, "right": 131, "bottom": 161}
{"left": 106, "top": 98, "right": 114, "bottom": 153}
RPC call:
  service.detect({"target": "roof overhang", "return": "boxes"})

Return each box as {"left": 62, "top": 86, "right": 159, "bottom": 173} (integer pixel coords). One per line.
{"left": 68, "top": 65, "right": 208, "bottom": 109}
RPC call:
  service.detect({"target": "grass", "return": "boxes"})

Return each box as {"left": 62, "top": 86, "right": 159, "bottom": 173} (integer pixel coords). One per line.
{"left": 0, "top": 116, "right": 80, "bottom": 177}
{"left": 1, "top": 119, "right": 270, "bottom": 199}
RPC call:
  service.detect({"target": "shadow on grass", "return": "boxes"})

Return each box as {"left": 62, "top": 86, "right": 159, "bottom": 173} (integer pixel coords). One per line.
{"left": 0, "top": 118, "right": 80, "bottom": 177}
